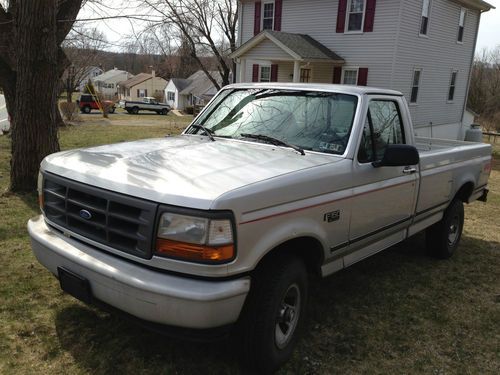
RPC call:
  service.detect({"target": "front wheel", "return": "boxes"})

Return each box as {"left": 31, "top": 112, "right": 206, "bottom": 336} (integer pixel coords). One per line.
{"left": 160, "top": 108, "right": 169, "bottom": 115}
{"left": 426, "top": 199, "right": 464, "bottom": 259}
{"left": 239, "top": 254, "right": 308, "bottom": 373}
{"left": 83, "top": 106, "right": 91, "bottom": 114}
{"left": 131, "top": 106, "right": 139, "bottom": 114}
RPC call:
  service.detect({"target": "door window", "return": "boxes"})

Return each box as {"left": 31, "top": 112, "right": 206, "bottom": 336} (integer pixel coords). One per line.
{"left": 358, "top": 100, "right": 405, "bottom": 163}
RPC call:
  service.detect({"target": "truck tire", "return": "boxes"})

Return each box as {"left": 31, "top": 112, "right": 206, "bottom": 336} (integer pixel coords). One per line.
{"left": 131, "top": 106, "right": 139, "bottom": 114}
{"left": 239, "top": 254, "right": 308, "bottom": 373}
{"left": 83, "top": 106, "right": 91, "bottom": 114}
{"left": 426, "top": 199, "right": 464, "bottom": 259}
{"left": 108, "top": 107, "right": 115, "bottom": 114}
{"left": 160, "top": 108, "right": 169, "bottom": 115}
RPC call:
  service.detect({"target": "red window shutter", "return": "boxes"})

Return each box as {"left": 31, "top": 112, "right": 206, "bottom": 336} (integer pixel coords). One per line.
{"left": 364, "top": 0, "right": 377, "bottom": 32}
{"left": 254, "top": 1, "right": 262, "bottom": 35}
{"left": 137, "top": 89, "right": 140, "bottom": 97}
{"left": 271, "top": 64, "right": 279, "bottom": 82}
{"left": 252, "top": 64, "right": 260, "bottom": 82}
{"left": 145, "top": 89, "right": 148, "bottom": 97}
{"left": 274, "top": 0, "right": 282, "bottom": 31}
{"left": 336, "top": 0, "right": 347, "bottom": 33}
{"left": 333, "top": 66, "right": 342, "bottom": 84}
{"left": 357, "top": 68, "right": 369, "bottom": 86}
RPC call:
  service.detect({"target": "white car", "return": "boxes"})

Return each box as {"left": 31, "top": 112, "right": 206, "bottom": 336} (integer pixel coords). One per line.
{"left": 0, "top": 94, "right": 10, "bottom": 134}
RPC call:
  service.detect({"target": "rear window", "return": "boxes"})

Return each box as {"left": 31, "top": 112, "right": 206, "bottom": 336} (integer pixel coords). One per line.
{"left": 79, "top": 95, "right": 93, "bottom": 102}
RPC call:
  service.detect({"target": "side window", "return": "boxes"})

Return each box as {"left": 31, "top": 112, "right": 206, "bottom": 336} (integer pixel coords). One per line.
{"left": 358, "top": 100, "right": 405, "bottom": 163}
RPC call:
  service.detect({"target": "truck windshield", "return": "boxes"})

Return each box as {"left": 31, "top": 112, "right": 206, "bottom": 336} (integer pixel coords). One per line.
{"left": 188, "top": 88, "right": 358, "bottom": 155}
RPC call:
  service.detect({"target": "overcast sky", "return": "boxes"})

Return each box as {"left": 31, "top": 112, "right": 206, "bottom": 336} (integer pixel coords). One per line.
{"left": 81, "top": 0, "right": 500, "bottom": 54}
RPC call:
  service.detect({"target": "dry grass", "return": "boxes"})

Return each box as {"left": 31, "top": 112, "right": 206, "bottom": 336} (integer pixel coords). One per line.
{"left": 0, "top": 128, "right": 499, "bottom": 374}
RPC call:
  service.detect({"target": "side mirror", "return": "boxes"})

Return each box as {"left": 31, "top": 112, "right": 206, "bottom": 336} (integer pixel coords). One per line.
{"left": 372, "top": 144, "right": 419, "bottom": 168}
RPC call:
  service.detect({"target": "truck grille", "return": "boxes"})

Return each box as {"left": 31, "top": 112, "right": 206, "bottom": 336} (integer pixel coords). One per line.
{"left": 42, "top": 173, "right": 158, "bottom": 259}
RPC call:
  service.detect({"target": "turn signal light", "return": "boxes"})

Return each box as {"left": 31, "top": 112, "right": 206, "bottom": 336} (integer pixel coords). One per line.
{"left": 156, "top": 238, "right": 234, "bottom": 263}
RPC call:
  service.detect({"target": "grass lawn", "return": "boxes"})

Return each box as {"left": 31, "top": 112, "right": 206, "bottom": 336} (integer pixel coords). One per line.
{"left": 0, "top": 126, "right": 499, "bottom": 374}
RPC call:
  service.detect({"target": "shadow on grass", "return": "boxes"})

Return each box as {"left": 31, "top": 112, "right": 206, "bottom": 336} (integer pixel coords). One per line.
{"left": 52, "top": 233, "right": 499, "bottom": 374}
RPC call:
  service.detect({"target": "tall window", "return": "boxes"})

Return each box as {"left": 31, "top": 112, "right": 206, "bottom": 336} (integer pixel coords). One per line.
{"left": 342, "top": 68, "right": 358, "bottom": 85}
{"left": 448, "top": 71, "right": 458, "bottom": 101}
{"left": 420, "top": 0, "right": 430, "bottom": 35}
{"left": 458, "top": 8, "right": 466, "bottom": 42}
{"left": 410, "top": 69, "right": 421, "bottom": 103}
{"left": 260, "top": 66, "right": 271, "bottom": 82}
{"left": 346, "top": 0, "right": 365, "bottom": 32}
{"left": 300, "top": 69, "right": 311, "bottom": 83}
{"left": 167, "top": 91, "right": 175, "bottom": 101}
{"left": 262, "top": 2, "right": 275, "bottom": 30}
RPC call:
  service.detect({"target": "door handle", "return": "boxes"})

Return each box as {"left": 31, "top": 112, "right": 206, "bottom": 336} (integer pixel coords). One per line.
{"left": 403, "top": 167, "right": 417, "bottom": 174}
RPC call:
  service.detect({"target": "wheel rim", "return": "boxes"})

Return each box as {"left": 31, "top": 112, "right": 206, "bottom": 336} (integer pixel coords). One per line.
{"left": 448, "top": 214, "right": 460, "bottom": 246}
{"left": 275, "top": 283, "right": 301, "bottom": 350}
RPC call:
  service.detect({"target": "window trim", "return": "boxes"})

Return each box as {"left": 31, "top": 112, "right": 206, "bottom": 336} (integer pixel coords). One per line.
{"left": 447, "top": 70, "right": 458, "bottom": 102}
{"left": 259, "top": 65, "right": 272, "bottom": 82}
{"left": 345, "top": 0, "right": 367, "bottom": 34}
{"left": 457, "top": 7, "right": 466, "bottom": 44}
{"left": 341, "top": 67, "right": 360, "bottom": 85}
{"left": 410, "top": 68, "right": 422, "bottom": 105}
{"left": 419, "top": 0, "right": 431, "bottom": 37}
{"left": 261, "top": 1, "right": 275, "bottom": 31}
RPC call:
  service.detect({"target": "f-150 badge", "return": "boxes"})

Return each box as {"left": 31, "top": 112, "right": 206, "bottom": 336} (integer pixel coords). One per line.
{"left": 324, "top": 210, "right": 340, "bottom": 223}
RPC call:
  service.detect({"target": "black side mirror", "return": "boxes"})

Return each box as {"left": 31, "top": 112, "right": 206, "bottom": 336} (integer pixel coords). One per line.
{"left": 372, "top": 144, "right": 420, "bottom": 168}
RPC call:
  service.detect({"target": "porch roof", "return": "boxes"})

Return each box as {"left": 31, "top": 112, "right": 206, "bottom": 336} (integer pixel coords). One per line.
{"left": 230, "top": 30, "right": 345, "bottom": 63}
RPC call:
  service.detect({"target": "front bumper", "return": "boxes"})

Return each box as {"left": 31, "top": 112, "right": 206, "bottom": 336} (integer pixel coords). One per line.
{"left": 28, "top": 216, "right": 250, "bottom": 330}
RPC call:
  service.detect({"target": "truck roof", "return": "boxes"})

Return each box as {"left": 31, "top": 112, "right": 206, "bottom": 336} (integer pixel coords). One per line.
{"left": 223, "top": 82, "right": 403, "bottom": 97}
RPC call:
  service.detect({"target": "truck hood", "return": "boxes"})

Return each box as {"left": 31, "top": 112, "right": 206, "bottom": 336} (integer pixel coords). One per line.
{"left": 42, "top": 135, "right": 340, "bottom": 209}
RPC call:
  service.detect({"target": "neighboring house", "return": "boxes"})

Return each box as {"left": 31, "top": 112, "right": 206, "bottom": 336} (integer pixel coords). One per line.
{"left": 77, "top": 66, "right": 104, "bottom": 92}
{"left": 117, "top": 72, "right": 168, "bottom": 101}
{"left": 0, "top": 93, "right": 10, "bottom": 133}
{"left": 92, "top": 68, "right": 133, "bottom": 98}
{"left": 165, "top": 70, "right": 223, "bottom": 110}
{"left": 231, "top": 0, "right": 494, "bottom": 140}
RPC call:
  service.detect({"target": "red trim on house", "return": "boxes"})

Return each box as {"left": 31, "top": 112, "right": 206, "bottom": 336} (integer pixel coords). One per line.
{"left": 333, "top": 66, "right": 342, "bottom": 84}
{"left": 364, "top": 0, "right": 377, "bottom": 32}
{"left": 252, "top": 64, "right": 260, "bottom": 82}
{"left": 336, "top": 0, "right": 348, "bottom": 33}
{"left": 254, "top": 1, "right": 262, "bottom": 35}
{"left": 271, "top": 64, "right": 279, "bottom": 82}
{"left": 274, "top": 0, "right": 283, "bottom": 31}
{"left": 357, "top": 68, "right": 369, "bottom": 86}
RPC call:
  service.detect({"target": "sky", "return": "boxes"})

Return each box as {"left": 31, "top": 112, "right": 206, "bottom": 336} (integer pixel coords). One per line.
{"left": 80, "top": 0, "right": 500, "bottom": 54}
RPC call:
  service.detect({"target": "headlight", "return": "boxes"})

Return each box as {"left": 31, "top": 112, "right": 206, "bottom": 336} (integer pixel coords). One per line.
{"left": 156, "top": 211, "right": 235, "bottom": 264}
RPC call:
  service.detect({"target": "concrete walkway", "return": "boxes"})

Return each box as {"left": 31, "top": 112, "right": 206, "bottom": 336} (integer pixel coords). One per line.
{"left": 171, "top": 109, "right": 184, "bottom": 117}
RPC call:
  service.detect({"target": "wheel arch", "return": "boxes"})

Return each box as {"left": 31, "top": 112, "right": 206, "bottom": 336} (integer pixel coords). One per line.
{"left": 454, "top": 180, "right": 475, "bottom": 203}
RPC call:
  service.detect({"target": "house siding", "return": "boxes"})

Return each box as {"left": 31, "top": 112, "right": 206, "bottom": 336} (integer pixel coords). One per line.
{"left": 244, "top": 39, "right": 294, "bottom": 60}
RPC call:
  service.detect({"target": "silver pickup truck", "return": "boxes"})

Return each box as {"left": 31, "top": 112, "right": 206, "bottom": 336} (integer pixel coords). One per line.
{"left": 29, "top": 84, "right": 491, "bottom": 373}
{"left": 118, "top": 96, "right": 170, "bottom": 115}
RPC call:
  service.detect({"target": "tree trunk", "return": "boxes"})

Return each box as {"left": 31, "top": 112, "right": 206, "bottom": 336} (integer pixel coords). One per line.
{"left": 10, "top": 0, "right": 60, "bottom": 192}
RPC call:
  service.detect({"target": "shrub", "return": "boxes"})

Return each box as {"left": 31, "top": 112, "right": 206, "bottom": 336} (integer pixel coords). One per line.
{"left": 59, "top": 102, "right": 79, "bottom": 122}
{"left": 184, "top": 106, "right": 194, "bottom": 115}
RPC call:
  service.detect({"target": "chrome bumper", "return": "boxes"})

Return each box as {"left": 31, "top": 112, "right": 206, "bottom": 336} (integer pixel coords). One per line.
{"left": 28, "top": 216, "right": 250, "bottom": 329}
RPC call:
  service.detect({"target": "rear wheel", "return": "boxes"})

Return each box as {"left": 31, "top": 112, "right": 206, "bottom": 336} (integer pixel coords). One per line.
{"left": 160, "top": 108, "right": 169, "bottom": 115}
{"left": 83, "top": 106, "right": 91, "bottom": 114}
{"left": 239, "top": 254, "right": 308, "bottom": 373}
{"left": 426, "top": 199, "right": 464, "bottom": 259}
{"left": 108, "top": 107, "right": 115, "bottom": 114}
{"left": 131, "top": 106, "right": 139, "bottom": 114}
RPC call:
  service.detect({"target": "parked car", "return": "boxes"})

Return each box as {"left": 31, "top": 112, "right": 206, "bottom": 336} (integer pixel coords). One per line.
{"left": 29, "top": 83, "right": 491, "bottom": 373}
{"left": 119, "top": 97, "right": 170, "bottom": 115}
{"left": 0, "top": 93, "right": 10, "bottom": 134}
{"left": 77, "top": 94, "right": 115, "bottom": 114}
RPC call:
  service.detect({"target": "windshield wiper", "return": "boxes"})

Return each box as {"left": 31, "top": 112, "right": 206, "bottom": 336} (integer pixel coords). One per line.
{"left": 190, "top": 124, "right": 215, "bottom": 141}
{"left": 240, "top": 133, "right": 305, "bottom": 156}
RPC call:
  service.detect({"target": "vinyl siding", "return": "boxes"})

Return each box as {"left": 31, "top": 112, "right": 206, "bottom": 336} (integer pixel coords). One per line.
{"left": 244, "top": 39, "right": 294, "bottom": 60}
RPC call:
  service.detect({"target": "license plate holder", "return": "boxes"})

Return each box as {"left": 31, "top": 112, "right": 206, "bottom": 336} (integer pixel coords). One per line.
{"left": 58, "top": 267, "right": 92, "bottom": 304}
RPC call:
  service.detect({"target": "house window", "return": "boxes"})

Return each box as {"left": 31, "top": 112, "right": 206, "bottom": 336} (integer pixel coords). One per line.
{"left": 262, "top": 2, "right": 275, "bottom": 30}
{"left": 346, "top": 0, "right": 365, "bottom": 32}
{"left": 448, "top": 71, "right": 458, "bottom": 101}
{"left": 410, "top": 69, "right": 421, "bottom": 103}
{"left": 420, "top": 0, "right": 430, "bottom": 36}
{"left": 458, "top": 8, "right": 466, "bottom": 43}
{"left": 342, "top": 68, "right": 359, "bottom": 85}
{"left": 260, "top": 66, "right": 271, "bottom": 82}
{"left": 300, "top": 69, "right": 311, "bottom": 83}
{"left": 167, "top": 91, "right": 175, "bottom": 101}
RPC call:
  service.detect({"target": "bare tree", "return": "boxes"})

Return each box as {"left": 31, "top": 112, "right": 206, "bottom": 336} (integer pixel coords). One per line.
{"left": 0, "top": 0, "right": 83, "bottom": 192}
{"left": 143, "top": 0, "right": 238, "bottom": 89}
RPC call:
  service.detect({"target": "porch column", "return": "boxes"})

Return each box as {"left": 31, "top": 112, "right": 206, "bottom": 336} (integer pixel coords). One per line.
{"left": 293, "top": 60, "right": 301, "bottom": 83}
{"left": 239, "top": 58, "right": 246, "bottom": 83}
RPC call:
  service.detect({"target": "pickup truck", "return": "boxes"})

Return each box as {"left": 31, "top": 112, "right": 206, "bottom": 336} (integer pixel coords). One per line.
{"left": 29, "top": 83, "right": 491, "bottom": 373}
{"left": 119, "top": 97, "right": 170, "bottom": 115}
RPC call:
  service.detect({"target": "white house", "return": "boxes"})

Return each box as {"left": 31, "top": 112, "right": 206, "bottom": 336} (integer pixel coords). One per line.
{"left": 231, "top": 0, "right": 494, "bottom": 140}
{"left": 117, "top": 72, "right": 168, "bottom": 101}
{"left": 92, "top": 68, "right": 133, "bottom": 98}
{"left": 0, "top": 93, "right": 9, "bottom": 133}
{"left": 77, "top": 66, "right": 103, "bottom": 92}
{"left": 165, "top": 71, "right": 223, "bottom": 110}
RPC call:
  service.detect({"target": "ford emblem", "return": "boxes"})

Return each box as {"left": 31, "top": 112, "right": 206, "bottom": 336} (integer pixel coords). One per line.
{"left": 79, "top": 209, "right": 92, "bottom": 220}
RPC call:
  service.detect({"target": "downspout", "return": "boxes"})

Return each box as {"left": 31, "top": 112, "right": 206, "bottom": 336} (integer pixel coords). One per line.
{"left": 461, "top": 8, "right": 484, "bottom": 139}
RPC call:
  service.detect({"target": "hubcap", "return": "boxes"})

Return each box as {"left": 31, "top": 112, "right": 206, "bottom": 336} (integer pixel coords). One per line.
{"left": 448, "top": 214, "right": 460, "bottom": 246}
{"left": 275, "top": 284, "right": 301, "bottom": 349}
